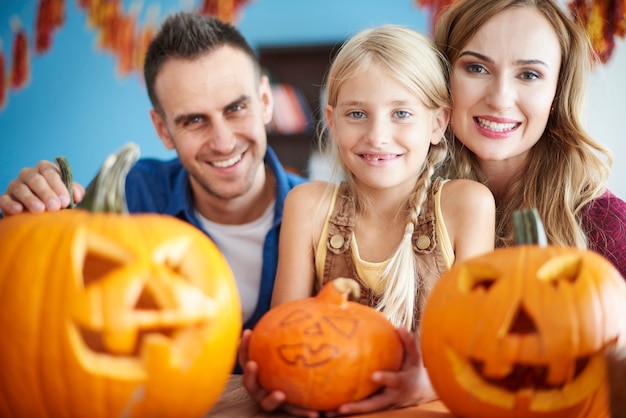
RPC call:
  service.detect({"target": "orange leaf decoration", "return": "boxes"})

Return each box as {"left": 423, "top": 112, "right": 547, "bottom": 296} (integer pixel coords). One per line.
{"left": 10, "top": 26, "right": 29, "bottom": 90}
{"left": 569, "top": 0, "right": 626, "bottom": 63}
{"left": 0, "top": 46, "right": 6, "bottom": 110}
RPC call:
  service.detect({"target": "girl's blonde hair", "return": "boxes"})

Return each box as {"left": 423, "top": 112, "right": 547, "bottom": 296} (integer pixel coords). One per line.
{"left": 434, "top": 0, "right": 612, "bottom": 248}
{"left": 321, "top": 25, "right": 451, "bottom": 330}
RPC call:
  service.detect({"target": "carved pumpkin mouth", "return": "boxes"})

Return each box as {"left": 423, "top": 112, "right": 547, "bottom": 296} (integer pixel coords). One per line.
{"left": 469, "top": 356, "right": 590, "bottom": 392}
{"left": 67, "top": 233, "right": 218, "bottom": 380}
{"left": 445, "top": 346, "right": 606, "bottom": 412}
{"left": 278, "top": 344, "right": 339, "bottom": 367}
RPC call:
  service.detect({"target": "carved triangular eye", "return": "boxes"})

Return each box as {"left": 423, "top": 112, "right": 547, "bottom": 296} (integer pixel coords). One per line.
{"left": 470, "top": 278, "right": 497, "bottom": 292}
{"left": 279, "top": 309, "right": 313, "bottom": 326}
{"left": 323, "top": 315, "right": 358, "bottom": 338}
{"left": 457, "top": 264, "right": 500, "bottom": 293}
{"left": 79, "top": 228, "right": 133, "bottom": 287}
{"left": 538, "top": 254, "right": 582, "bottom": 287}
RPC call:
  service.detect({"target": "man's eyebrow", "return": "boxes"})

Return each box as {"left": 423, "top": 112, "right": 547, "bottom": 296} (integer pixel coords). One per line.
{"left": 459, "top": 50, "right": 550, "bottom": 67}
{"left": 228, "top": 94, "right": 250, "bottom": 106}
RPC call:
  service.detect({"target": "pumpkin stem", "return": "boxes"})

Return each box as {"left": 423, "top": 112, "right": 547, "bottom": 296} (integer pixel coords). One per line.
{"left": 513, "top": 209, "right": 547, "bottom": 246}
{"left": 55, "top": 156, "right": 75, "bottom": 209}
{"left": 323, "top": 278, "right": 361, "bottom": 304}
{"left": 68, "top": 143, "right": 140, "bottom": 213}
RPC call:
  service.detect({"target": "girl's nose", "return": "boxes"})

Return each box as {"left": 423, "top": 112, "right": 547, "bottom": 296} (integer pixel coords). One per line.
{"left": 363, "top": 117, "right": 391, "bottom": 147}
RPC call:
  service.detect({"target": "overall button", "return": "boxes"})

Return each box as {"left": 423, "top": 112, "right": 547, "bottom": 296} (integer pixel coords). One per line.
{"left": 330, "top": 234, "right": 345, "bottom": 249}
{"left": 416, "top": 235, "right": 431, "bottom": 250}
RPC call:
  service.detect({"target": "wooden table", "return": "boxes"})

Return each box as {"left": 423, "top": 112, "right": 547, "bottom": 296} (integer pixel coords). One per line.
{"left": 206, "top": 375, "right": 454, "bottom": 417}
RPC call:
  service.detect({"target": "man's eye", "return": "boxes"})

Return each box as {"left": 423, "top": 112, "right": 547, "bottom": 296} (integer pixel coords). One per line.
{"left": 180, "top": 115, "right": 204, "bottom": 128}
{"left": 227, "top": 103, "right": 245, "bottom": 114}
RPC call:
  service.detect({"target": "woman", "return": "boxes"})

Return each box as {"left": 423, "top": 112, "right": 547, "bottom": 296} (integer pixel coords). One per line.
{"left": 435, "top": 0, "right": 626, "bottom": 277}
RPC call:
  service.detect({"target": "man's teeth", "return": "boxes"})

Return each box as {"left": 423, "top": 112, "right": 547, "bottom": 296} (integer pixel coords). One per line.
{"left": 477, "top": 118, "right": 517, "bottom": 132}
{"left": 211, "top": 154, "right": 242, "bottom": 168}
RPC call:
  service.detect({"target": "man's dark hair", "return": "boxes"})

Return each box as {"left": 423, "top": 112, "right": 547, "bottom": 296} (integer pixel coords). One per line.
{"left": 143, "top": 12, "right": 260, "bottom": 114}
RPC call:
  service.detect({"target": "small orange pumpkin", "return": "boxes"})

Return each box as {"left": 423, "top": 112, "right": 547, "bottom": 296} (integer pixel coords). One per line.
{"left": 421, "top": 209, "right": 626, "bottom": 418}
{"left": 0, "top": 144, "right": 242, "bottom": 418}
{"left": 248, "top": 278, "right": 404, "bottom": 411}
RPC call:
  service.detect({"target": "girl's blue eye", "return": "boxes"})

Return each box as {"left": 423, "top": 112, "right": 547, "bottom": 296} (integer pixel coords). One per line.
{"left": 348, "top": 111, "right": 366, "bottom": 119}
{"left": 395, "top": 110, "right": 410, "bottom": 119}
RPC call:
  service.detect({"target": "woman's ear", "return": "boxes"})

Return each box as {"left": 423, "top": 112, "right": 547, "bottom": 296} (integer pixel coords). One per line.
{"left": 430, "top": 108, "right": 450, "bottom": 145}
{"left": 150, "top": 109, "right": 175, "bottom": 150}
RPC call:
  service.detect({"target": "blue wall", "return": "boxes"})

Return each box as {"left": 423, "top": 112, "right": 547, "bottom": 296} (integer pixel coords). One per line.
{"left": 0, "top": 0, "right": 427, "bottom": 192}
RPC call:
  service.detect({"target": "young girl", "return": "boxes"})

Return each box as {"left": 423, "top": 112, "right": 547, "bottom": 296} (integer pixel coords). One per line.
{"left": 241, "top": 25, "right": 496, "bottom": 417}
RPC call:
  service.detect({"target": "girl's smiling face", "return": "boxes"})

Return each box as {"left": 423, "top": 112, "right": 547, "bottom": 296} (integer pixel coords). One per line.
{"left": 450, "top": 6, "right": 561, "bottom": 173}
{"left": 326, "top": 66, "right": 447, "bottom": 194}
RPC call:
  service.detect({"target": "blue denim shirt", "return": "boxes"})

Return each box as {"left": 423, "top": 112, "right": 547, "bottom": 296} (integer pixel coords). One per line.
{"left": 124, "top": 146, "right": 307, "bottom": 332}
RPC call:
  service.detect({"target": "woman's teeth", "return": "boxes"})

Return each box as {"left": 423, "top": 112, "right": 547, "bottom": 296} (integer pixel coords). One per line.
{"left": 476, "top": 118, "right": 517, "bottom": 132}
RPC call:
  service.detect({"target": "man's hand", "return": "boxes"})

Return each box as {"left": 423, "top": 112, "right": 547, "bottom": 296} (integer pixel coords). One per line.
{"left": 0, "top": 160, "right": 85, "bottom": 216}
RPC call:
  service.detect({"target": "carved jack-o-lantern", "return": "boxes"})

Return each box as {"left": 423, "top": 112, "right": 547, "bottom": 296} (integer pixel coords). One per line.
{"left": 249, "top": 278, "right": 403, "bottom": 411}
{"left": 0, "top": 145, "right": 242, "bottom": 418}
{"left": 421, "top": 210, "right": 626, "bottom": 418}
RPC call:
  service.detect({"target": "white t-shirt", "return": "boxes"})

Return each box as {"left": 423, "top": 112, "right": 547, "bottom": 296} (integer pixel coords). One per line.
{"left": 195, "top": 201, "right": 276, "bottom": 322}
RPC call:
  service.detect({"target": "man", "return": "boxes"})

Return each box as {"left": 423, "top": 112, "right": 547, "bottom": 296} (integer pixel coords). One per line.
{"left": 0, "top": 12, "right": 306, "bottom": 336}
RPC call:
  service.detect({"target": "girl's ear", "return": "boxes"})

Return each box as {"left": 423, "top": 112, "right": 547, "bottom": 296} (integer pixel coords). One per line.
{"left": 150, "top": 109, "right": 175, "bottom": 150}
{"left": 259, "top": 75, "right": 274, "bottom": 125}
{"left": 430, "top": 108, "right": 450, "bottom": 145}
{"left": 324, "top": 104, "right": 335, "bottom": 130}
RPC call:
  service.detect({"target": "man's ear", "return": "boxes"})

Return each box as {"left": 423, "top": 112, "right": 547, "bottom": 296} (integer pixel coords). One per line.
{"left": 150, "top": 109, "right": 175, "bottom": 150}
{"left": 430, "top": 107, "right": 450, "bottom": 145}
{"left": 259, "top": 75, "right": 274, "bottom": 125}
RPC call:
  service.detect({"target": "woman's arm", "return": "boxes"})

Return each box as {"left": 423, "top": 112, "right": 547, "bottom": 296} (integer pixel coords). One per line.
{"left": 583, "top": 190, "right": 626, "bottom": 279}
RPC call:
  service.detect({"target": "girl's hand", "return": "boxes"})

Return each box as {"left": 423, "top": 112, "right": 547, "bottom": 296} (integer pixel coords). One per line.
{"left": 329, "top": 327, "right": 437, "bottom": 416}
{"left": 238, "top": 329, "right": 321, "bottom": 418}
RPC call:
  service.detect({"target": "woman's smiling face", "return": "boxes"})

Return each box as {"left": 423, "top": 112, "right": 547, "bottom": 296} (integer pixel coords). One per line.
{"left": 449, "top": 6, "right": 561, "bottom": 172}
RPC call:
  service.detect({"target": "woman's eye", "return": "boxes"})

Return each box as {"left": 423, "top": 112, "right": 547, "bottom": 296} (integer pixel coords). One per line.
{"left": 520, "top": 71, "right": 540, "bottom": 81}
{"left": 466, "top": 63, "right": 487, "bottom": 74}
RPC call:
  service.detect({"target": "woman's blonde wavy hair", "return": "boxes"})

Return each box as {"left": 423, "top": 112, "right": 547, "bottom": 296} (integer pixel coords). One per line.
{"left": 434, "top": 0, "right": 612, "bottom": 248}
